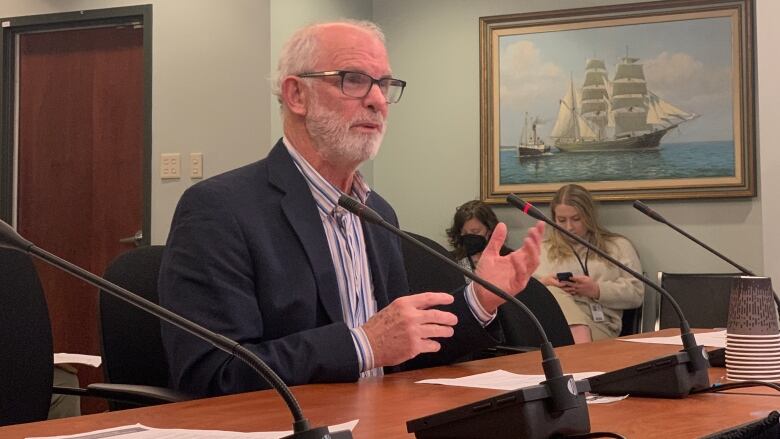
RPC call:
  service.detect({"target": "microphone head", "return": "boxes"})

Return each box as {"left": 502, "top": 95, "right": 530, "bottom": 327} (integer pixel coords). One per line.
{"left": 632, "top": 200, "right": 665, "bottom": 223}
{"left": 337, "top": 194, "right": 361, "bottom": 213}
{"left": 337, "top": 194, "right": 384, "bottom": 225}
{"left": 0, "top": 220, "right": 33, "bottom": 252}
{"left": 506, "top": 194, "right": 546, "bottom": 222}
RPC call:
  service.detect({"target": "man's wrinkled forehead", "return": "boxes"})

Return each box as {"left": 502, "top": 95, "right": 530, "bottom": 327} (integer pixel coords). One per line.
{"left": 311, "top": 23, "right": 390, "bottom": 72}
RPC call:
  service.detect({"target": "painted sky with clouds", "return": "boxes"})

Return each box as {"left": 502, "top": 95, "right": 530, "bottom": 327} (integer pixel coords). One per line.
{"left": 499, "top": 16, "right": 733, "bottom": 146}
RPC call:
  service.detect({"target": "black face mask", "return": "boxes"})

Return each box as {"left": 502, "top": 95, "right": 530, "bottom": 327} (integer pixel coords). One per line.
{"left": 461, "top": 234, "right": 488, "bottom": 257}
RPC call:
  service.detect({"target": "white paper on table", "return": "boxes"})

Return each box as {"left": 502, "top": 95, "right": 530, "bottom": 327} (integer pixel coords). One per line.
{"left": 26, "top": 420, "right": 359, "bottom": 439}
{"left": 416, "top": 369, "right": 603, "bottom": 391}
{"left": 585, "top": 394, "right": 629, "bottom": 404}
{"left": 53, "top": 353, "right": 102, "bottom": 368}
{"left": 619, "top": 329, "right": 725, "bottom": 348}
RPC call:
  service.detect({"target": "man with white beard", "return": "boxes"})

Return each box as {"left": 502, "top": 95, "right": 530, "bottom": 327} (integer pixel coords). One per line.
{"left": 158, "top": 20, "right": 545, "bottom": 397}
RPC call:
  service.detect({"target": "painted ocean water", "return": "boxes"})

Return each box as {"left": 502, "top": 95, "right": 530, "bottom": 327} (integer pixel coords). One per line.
{"left": 499, "top": 141, "right": 734, "bottom": 185}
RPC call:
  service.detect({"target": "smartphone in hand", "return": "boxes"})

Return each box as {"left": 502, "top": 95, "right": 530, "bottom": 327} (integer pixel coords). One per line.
{"left": 556, "top": 272, "right": 573, "bottom": 282}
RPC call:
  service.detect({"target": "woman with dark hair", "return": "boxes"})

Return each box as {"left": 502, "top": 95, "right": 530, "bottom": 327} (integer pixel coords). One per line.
{"left": 447, "top": 200, "right": 511, "bottom": 277}
{"left": 534, "top": 184, "right": 643, "bottom": 343}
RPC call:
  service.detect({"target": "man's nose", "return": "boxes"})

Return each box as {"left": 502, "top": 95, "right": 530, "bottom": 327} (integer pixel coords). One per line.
{"left": 363, "top": 82, "right": 388, "bottom": 115}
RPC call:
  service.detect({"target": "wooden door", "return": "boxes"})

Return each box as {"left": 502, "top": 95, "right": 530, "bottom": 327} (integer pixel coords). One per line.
{"left": 16, "top": 25, "right": 144, "bottom": 413}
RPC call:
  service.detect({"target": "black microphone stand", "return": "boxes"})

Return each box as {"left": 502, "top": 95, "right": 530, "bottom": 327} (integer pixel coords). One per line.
{"left": 337, "top": 195, "right": 590, "bottom": 439}
{"left": 507, "top": 194, "right": 710, "bottom": 398}
{"left": 633, "top": 200, "right": 780, "bottom": 310}
{"left": 0, "top": 220, "right": 349, "bottom": 439}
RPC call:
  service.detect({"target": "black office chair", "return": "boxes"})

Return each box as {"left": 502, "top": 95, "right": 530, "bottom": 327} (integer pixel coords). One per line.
{"left": 656, "top": 272, "right": 741, "bottom": 330}
{"left": 0, "top": 246, "right": 174, "bottom": 426}
{"left": 0, "top": 248, "right": 54, "bottom": 426}
{"left": 619, "top": 305, "right": 644, "bottom": 336}
{"left": 498, "top": 277, "right": 575, "bottom": 349}
{"left": 400, "top": 231, "right": 464, "bottom": 293}
{"left": 99, "top": 245, "right": 191, "bottom": 410}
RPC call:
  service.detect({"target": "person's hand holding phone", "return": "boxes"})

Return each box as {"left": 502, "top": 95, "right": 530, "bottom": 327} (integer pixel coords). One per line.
{"left": 558, "top": 273, "right": 601, "bottom": 299}
{"left": 539, "top": 271, "right": 572, "bottom": 288}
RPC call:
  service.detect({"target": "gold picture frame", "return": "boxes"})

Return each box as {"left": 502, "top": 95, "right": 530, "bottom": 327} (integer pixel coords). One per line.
{"left": 479, "top": 0, "right": 756, "bottom": 203}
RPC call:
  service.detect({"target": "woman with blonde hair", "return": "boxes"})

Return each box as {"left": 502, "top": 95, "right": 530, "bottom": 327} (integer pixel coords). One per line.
{"left": 534, "top": 184, "right": 643, "bottom": 343}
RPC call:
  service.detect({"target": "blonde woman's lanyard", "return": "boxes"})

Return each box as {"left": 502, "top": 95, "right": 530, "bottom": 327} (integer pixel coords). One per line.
{"left": 566, "top": 239, "right": 604, "bottom": 321}
{"left": 567, "top": 240, "right": 590, "bottom": 276}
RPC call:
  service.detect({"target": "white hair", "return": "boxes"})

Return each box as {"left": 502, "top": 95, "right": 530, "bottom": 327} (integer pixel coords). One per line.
{"left": 270, "top": 20, "right": 386, "bottom": 103}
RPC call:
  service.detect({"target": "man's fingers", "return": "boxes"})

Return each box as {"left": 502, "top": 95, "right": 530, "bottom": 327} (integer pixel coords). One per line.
{"left": 417, "top": 338, "right": 443, "bottom": 354}
{"left": 405, "top": 292, "right": 455, "bottom": 308}
{"left": 418, "top": 308, "right": 458, "bottom": 326}
{"left": 483, "top": 222, "right": 507, "bottom": 255}
{"left": 419, "top": 323, "right": 455, "bottom": 339}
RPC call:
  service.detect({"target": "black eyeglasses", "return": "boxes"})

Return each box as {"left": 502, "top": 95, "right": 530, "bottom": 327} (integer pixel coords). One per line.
{"left": 297, "top": 70, "right": 406, "bottom": 104}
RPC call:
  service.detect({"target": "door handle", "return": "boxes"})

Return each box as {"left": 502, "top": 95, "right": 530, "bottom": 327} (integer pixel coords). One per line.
{"left": 119, "top": 230, "right": 143, "bottom": 246}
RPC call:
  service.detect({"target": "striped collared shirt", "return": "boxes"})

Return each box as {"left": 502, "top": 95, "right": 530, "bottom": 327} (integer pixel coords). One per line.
{"left": 283, "top": 139, "right": 380, "bottom": 377}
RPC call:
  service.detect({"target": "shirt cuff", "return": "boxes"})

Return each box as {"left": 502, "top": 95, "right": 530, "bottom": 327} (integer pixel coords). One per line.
{"left": 465, "top": 282, "right": 497, "bottom": 327}
{"left": 350, "top": 327, "right": 375, "bottom": 373}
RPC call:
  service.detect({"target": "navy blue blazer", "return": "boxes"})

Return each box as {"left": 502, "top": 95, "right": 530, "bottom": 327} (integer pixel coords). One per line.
{"left": 159, "top": 140, "right": 498, "bottom": 396}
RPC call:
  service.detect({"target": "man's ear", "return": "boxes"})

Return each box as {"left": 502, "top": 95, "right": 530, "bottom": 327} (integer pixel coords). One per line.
{"left": 280, "top": 76, "right": 308, "bottom": 116}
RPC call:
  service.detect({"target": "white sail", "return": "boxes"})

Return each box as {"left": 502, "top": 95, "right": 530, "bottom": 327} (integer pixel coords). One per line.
{"left": 550, "top": 81, "right": 577, "bottom": 139}
{"left": 576, "top": 114, "right": 598, "bottom": 139}
{"left": 580, "top": 58, "right": 609, "bottom": 139}
{"left": 613, "top": 63, "right": 645, "bottom": 81}
{"left": 611, "top": 95, "right": 645, "bottom": 112}
{"left": 614, "top": 110, "right": 650, "bottom": 137}
{"left": 550, "top": 78, "right": 597, "bottom": 140}
{"left": 646, "top": 93, "right": 697, "bottom": 127}
{"left": 611, "top": 81, "right": 647, "bottom": 96}
{"left": 585, "top": 58, "right": 606, "bottom": 71}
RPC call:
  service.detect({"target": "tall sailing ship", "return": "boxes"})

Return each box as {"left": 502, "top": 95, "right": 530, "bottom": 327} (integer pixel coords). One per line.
{"left": 550, "top": 55, "right": 698, "bottom": 152}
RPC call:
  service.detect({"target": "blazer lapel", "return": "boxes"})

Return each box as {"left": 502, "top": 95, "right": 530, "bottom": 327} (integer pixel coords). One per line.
{"left": 362, "top": 196, "right": 391, "bottom": 311}
{"left": 267, "top": 141, "right": 343, "bottom": 323}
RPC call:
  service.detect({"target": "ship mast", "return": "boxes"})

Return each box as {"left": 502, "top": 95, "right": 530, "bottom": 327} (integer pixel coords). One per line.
{"left": 610, "top": 47, "right": 650, "bottom": 139}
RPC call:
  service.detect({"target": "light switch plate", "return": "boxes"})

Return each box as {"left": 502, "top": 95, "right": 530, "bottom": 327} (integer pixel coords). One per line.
{"left": 161, "top": 153, "right": 181, "bottom": 179}
{"left": 190, "top": 152, "right": 203, "bottom": 179}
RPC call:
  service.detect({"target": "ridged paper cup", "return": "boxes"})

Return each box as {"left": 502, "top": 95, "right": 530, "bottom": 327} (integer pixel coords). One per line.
{"left": 726, "top": 277, "right": 780, "bottom": 381}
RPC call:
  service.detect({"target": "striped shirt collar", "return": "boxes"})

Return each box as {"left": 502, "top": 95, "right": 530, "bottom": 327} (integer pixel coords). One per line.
{"left": 282, "top": 137, "right": 370, "bottom": 215}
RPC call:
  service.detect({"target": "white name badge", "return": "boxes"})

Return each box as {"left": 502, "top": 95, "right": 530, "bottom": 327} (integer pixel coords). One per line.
{"left": 589, "top": 303, "right": 605, "bottom": 322}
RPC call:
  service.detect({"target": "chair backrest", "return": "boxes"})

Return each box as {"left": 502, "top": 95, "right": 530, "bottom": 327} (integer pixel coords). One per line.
{"left": 99, "top": 245, "right": 168, "bottom": 406}
{"left": 0, "top": 248, "right": 53, "bottom": 426}
{"left": 657, "top": 272, "right": 741, "bottom": 330}
{"left": 401, "top": 231, "right": 464, "bottom": 294}
{"left": 498, "top": 277, "right": 575, "bottom": 348}
{"left": 620, "top": 305, "right": 643, "bottom": 336}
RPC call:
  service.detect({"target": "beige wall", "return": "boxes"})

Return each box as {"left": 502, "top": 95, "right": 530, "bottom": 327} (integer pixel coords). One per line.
{"left": 757, "top": 0, "right": 780, "bottom": 283}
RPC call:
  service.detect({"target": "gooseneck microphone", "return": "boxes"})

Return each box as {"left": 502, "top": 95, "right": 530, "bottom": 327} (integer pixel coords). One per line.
{"left": 0, "top": 220, "right": 349, "bottom": 439}
{"left": 338, "top": 195, "right": 590, "bottom": 439}
{"left": 633, "top": 200, "right": 780, "bottom": 310}
{"left": 507, "top": 194, "right": 710, "bottom": 398}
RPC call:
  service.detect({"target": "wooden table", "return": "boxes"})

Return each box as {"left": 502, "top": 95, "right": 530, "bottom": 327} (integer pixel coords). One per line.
{"left": 2, "top": 330, "right": 778, "bottom": 438}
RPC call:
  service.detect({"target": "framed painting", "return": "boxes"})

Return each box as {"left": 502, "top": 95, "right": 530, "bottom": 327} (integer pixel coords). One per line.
{"left": 479, "top": 0, "right": 756, "bottom": 203}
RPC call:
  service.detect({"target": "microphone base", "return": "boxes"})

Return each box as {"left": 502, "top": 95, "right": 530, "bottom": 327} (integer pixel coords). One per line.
{"left": 588, "top": 349, "right": 710, "bottom": 398}
{"left": 280, "top": 427, "right": 352, "bottom": 439}
{"left": 406, "top": 380, "right": 590, "bottom": 439}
